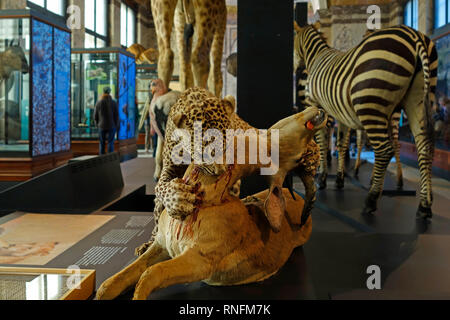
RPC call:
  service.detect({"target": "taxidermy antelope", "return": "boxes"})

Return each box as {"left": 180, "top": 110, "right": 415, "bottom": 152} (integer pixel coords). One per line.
{"left": 96, "top": 107, "right": 327, "bottom": 300}
{"left": 0, "top": 40, "right": 29, "bottom": 99}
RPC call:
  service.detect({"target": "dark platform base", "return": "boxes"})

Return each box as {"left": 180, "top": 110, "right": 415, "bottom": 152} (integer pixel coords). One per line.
{"left": 0, "top": 153, "right": 124, "bottom": 216}
{"left": 0, "top": 151, "right": 73, "bottom": 182}
{"left": 71, "top": 138, "right": 138, "bottom": 163}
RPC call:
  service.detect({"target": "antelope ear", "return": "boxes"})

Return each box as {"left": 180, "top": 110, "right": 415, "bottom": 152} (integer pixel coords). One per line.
{"left": 223, "top": 95, "right": 236, "bottom": 114}
{"left": 171, "top": 112, "right": 185, "bottom": 127}
{"left": 312, "top": 21, "right": 321, "bottom": 31}
{"left": 264, "top": 185, "right": 286, "bottom": 233}
{"left": 294, "top": 21, "right": 302, "bottom": 33}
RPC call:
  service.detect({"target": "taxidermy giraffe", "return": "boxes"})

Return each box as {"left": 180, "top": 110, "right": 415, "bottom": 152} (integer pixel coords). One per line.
{"left": 150, "top": 0, "right": 227, "bottom": 97}
{"left": 96, "top": 107, "right": 327, "bottom": 300}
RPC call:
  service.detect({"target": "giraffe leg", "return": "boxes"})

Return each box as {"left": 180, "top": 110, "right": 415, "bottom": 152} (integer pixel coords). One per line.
{"left": 207, "top": 0, "right": 227, "bottom": 97}
{"left": 191, "top": 0, "right": 215, "bottom": 89}
{"left": 336, "top": 123, "right": 350, "bottom": 189}
{"left": 174, "top": 0, "right": 194, "bottom": 91}
{"left": 151, "top": 0, "right": 177, "bottom": 88}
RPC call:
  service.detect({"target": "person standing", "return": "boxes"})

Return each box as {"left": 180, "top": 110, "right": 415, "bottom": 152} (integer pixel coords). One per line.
{"left": 94, "top": 87, "right": 119, "bottom": 155}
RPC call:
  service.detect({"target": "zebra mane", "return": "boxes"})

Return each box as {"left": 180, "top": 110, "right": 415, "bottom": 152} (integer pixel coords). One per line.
{"left": 309, "top": 24, "right": 328, "bottom": 46}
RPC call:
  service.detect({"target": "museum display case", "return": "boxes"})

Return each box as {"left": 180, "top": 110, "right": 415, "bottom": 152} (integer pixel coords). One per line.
{"left": 0, "top": 9, "right": 72, "bottom": 181}
{"left": 135, "top": 63, "right": 157, "bottom": 146}
{"left": 71, "top": 48, "right": 137, "bottom": 160}
{"left": 0, "top": 267, "right": 95, "bottom": 300}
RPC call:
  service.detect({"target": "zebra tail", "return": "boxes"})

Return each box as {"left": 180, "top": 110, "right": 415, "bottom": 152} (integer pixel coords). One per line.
{"left": 416, "top": 34, "right": 435, "bottom": 145}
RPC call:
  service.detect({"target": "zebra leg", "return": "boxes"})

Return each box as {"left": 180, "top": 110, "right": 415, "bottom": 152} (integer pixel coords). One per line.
{"left": 354, "top": 129, "right": 363, "bottom": 177}
{"left": 336, "top": 123, "right": 350, "bottom": 189}
{"left": 315, "top": 128, "right": 329, "bottom": 190}
{"left": 403, "top": 94, "right": 434, "bottom": 218}
{"left": 363, "top": 141, "right": 395, "bottom": 215}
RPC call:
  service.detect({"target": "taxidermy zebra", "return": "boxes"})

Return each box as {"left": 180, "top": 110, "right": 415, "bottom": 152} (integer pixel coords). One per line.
{"left": 296, "top": 66, "right": 403, "bottom": 190}
{"left": 294, "top": 23, "right": 437, "bottom": 218}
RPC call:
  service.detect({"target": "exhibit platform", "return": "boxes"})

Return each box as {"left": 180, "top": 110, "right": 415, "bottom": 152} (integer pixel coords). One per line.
{"left": 71, "top": 138, "right": 138, "bottom": 163}
{"left": 0, "top": 151, "right": 73, "bottom": 182}
{"left": 0, "top": 155, "right": 449, "bottom": 300}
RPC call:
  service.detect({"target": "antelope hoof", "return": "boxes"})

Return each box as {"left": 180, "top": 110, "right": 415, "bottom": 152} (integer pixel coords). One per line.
{"left": 354, "top": 167, "right": 359, "bottom": 178}
{"left": 397, "top": 178, "right": 403, "bottom": 190}
{"left": 416, "top": 205, "right": 432, "bottom": 220}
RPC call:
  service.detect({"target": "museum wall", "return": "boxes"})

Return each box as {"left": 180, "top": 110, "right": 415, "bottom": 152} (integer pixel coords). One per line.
{"left": 316, "top": 0, "right": 434, "bottom": 51}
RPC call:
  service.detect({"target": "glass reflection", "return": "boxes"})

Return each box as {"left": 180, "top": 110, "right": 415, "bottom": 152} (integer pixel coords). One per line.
{"left": 0, "top": 273, "right": 85, "bottom": 300}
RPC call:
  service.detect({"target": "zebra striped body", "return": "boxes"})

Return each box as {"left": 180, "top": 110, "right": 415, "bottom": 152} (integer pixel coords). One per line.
{"left": 296, "top": 65, "right": 404, "bottom": 190}
{"left": 294, "top": 25, "right": 437, "bottom": 217}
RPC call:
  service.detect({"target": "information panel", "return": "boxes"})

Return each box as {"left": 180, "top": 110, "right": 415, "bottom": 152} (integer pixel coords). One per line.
{"left": 31, "top": 19, "right": 53, "bottom": 157}
{"left": 53, "top": 28, "right": 71, "bottom": 153}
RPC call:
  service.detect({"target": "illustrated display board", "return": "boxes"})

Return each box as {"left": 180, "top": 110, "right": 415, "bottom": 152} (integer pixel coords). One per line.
{"left": 31, "top": 18, "right": 71, "bottom": 157}
{"left": 0, "top": 214, "right": 114, "bottom": 265}
{"left": 53, "top": 29, "right": 71, "bottom": 153}
{"left": 0, "top": 211, "right": 154, "bottom": 291}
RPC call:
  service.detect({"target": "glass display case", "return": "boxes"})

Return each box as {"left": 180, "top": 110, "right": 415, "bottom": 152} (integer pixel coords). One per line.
{"left": 136, "top": 64, "right": 157, "bottom": 135}
{"left": 0, "top": 10, "right": 71, "bottom": 158}
{"left": 71, "top": 48, "right": 137, "bottom": 141}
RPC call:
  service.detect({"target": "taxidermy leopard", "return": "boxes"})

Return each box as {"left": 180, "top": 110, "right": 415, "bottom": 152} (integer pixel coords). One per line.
{"left": 138, "top": 87, "right": 320, "bottom": 255}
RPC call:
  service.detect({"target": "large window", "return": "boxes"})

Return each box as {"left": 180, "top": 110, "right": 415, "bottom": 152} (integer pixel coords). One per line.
{"left": 121, "top": 3, "right": 136, "bottom": 48}
{"left": 435, "top": 0, "right": 450, "bottom": 29}
{"left": 85, "top": 0, "right": 108, "bottom": 48}
{"left": 27, "top": 0, "right": 66, "bottom": 16}
{"left": 403, "top": 0, "right": 418, "bottom": 30}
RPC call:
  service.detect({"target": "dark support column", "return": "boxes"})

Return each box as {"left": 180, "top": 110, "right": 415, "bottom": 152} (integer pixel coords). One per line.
{"left": 295, "top": 2, "right": 308, "bottom": 27}
{"left": 237, "top": 0, "right": 293, "bottom": 197}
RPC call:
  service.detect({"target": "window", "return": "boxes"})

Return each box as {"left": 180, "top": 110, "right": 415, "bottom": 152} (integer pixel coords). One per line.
{"left": 403, "top": 0, "right": 418, "bottom": 30}
{"left": 121, "top": 2, "right": 136, "bottom": 48}
{"left": 27, "top": 0, "right": 66, "bottom": 16}
{"left": 85, "top": 0, "right": 108, "bottom": 48}
{"left": 435, "top": 0, "right": 450, "bottom": 29}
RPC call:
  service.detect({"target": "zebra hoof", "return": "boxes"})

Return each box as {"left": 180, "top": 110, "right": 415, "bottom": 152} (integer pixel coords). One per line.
{"left": 416, "top": 205, "right": 432, "bottom": 220}
{"left": 362, "top": 193, "right": 378, "bottom": 215}
{"left": 318, "top": 173, "right": 327, "bottom": 190}
{"left": 336, "top": 173, "right": 345, "bottom": 189}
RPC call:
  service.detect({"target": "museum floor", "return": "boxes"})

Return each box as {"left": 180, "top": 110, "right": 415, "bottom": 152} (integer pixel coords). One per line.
{"left": 0, "top": 154, "right": 449, "bottom": 300}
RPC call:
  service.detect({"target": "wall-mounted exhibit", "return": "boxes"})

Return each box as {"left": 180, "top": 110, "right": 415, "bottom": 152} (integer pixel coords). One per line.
{"left": 0, "top": 9, "right": 72, "bottom": 181}
{"left": 71, "top": 48, "right": 137, "bottom": 161}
